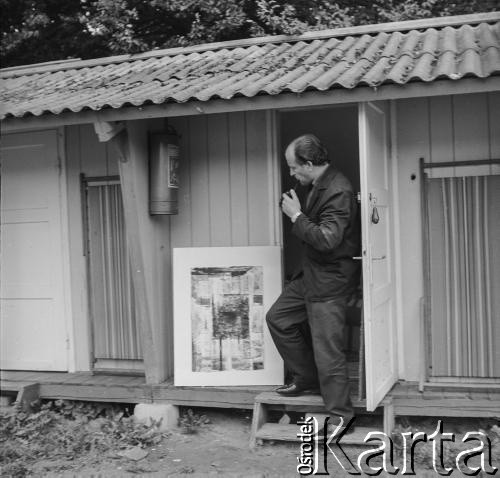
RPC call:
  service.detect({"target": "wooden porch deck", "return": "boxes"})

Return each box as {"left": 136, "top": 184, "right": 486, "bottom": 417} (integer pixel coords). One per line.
{"left": 390, "top": 381, "right": 500, "bottom": 418}
{"left": 0, "top": 360, "right": 361, "bottom": 409}
{"left": 2, "top": 370, "right": 499, "bottom": 418}
{"left": 0, "top": 370, "right": 274, "bottom": 409}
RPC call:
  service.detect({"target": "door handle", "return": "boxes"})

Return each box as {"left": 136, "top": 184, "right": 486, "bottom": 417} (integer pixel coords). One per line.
{"left": 372, "top": 255, "right": 386, "bottom": 261}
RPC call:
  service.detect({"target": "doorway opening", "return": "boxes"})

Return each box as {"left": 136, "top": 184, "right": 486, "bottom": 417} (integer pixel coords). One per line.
{"left": 82, "top": 176, "right": 144, "bottom": 374}
{"left": 278, "top": 105, "right": 364, "bottom": 399}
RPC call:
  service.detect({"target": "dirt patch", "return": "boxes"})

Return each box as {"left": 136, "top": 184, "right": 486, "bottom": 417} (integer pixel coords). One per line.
{"left": 1, "top": 402, "right": 499, "bottom": 477}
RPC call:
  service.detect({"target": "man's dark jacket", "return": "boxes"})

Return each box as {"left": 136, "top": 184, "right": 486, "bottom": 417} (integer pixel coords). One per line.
{"left": 292, "top": 164, "right": 361, "bottom": 301}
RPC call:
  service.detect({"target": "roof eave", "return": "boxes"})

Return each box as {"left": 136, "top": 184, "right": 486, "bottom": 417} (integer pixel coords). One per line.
{"left": 2, "top": 76, "right": 499, "bottom": 133}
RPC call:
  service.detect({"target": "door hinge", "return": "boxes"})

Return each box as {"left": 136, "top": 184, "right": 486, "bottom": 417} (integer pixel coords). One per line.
{"left": 356, "top": 192, "right": 361, "bottom": 203}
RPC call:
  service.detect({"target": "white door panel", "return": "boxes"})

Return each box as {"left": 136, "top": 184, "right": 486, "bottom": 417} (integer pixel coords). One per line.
{"left": 1, "top": 131, "right": 68, "bottom": 371}
{"left": 359, "top": 102, "right": 398, "bottom": 411}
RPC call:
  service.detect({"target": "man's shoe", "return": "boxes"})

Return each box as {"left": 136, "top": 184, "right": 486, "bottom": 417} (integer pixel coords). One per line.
{"left": 274, "top": 383, "right": 320, "bottom": 397}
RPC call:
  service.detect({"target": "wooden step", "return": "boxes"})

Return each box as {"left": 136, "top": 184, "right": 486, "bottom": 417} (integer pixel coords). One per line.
{"left": 255, "top": 423, "right": 380, "bottom": 445}
{"left": 250, "top": 392, "right": 394, "bottom": 448}
{"left": 255, "top": 391, "right": 367, "bottom": 409}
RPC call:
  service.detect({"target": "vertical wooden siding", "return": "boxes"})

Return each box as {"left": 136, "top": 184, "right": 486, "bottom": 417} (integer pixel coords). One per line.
{"left": 164, "top": 111, "right": 274, "bottom": 378}
{"left": 169, "top": 111, "right": 272, "bottom": 248}
{"left": 396, "top": 92, "right": 500, "bottom": 381}
{"left": 66, "top": 113, "right": 275, "bottom": 379}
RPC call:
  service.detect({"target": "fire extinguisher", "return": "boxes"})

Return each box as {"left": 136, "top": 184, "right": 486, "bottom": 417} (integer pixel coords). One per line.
{"left": 149, "top": 126, "right": 179, "bottom": 215}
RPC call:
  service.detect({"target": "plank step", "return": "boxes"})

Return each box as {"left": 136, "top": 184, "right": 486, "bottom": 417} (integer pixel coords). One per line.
{"left": 255, "top": 423, "right": 380, "bottom": 445}
{"left": 255, "top": 391, "right": 368, "bottom": 409}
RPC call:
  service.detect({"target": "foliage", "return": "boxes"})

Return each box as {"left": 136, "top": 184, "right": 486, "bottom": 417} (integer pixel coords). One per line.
{"left": 177, "top": 408, "right": 211, "bottom": 434}
{"left": 1, "top": 0, "right": 498, "bottom": 68}
{"left": 0, "top": 399, "right": 165, "bottom": 476}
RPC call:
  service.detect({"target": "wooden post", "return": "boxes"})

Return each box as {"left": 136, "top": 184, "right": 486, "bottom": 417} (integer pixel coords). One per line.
{"left": 383, "top": 397, "right": 395, "bottom": 436}
{"left": 250, "top": 401, "right": 268, "bottom": 449}
{"left": 16, "top": 383, "right": 40, "bottom": 412}
{"left": 94, "top": 120, "right": 163, "bottom": 384}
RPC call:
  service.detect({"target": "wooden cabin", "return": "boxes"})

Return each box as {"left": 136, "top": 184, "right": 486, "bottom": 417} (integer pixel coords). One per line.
{"left": 1, "top": 13, "right": 499, "bottom": 428}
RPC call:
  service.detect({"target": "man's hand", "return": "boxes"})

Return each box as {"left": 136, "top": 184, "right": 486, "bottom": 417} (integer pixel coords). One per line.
{"left": 281, "top": 189, "right": 301, "bottom": 219}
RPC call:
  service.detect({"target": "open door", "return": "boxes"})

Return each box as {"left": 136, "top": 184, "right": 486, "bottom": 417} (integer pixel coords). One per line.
{"left": 358, "top": 102, "right": 398, "bottom": 411}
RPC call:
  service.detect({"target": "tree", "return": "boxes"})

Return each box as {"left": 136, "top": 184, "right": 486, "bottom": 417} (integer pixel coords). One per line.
{"left": 1, "top": 0, "right": 498, "bottom": 68}
{"left": 0, "top": 0, "right": 107, "bottom": 67}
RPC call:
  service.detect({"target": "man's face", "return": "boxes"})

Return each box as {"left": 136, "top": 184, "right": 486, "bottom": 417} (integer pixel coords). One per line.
{"left": 285, "top": 150, "right": 313, "bottom": 186}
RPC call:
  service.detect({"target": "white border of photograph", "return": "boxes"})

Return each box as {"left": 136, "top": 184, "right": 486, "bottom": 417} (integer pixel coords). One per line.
{"left": 173, "top": 246, "right": 284, "bottom": 386}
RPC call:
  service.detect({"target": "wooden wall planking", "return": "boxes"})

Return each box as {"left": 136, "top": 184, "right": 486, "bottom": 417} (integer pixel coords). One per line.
{"left": 246, "top": 110, "right": 271, "bottom": 245}
{"left": 65, "top": 125, "right": 91, "bottom": 371}
{"left": 169, "top": 110, "right": 271, "bottom": 248}
{"left": 64, "top": 111, "right": 275, "bottom": 380}
{"left": 207, "top": 114, "right": 232, "bottom": 246}
{"left": 395, "top": 92, "right": 500, "bottom": 382}
{"left": 488, "top": 91, "right": 500, "bottom": 174}
{"left": 428, "top": 96, "right": 454, "bottom": 177}
{"left": 228, "top": 112, "right": 250, "bottom": 246}
{"left": 188, "top": 115, "right": 211, "bottom": 246}
{"left": 79, "top": 125, "right": 107, "bottom": 176}
{"left": 453, "top": 94, "right": 490, "bottom": 161}
{"left": 395, "top": 98, "right": 430, "bottom": 382}
{"left": 453, "top": 93, "right": 490, "bottom": 176}
{"left": 169, "top": 116, "right": 192, "bottom": 247}
{"left": 72, "top": 124, "right": 120, "bottom": 177}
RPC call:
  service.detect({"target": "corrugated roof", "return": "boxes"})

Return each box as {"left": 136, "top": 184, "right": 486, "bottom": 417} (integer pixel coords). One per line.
{"left": 1, "top": 13, "right": 499, "bottom": 120}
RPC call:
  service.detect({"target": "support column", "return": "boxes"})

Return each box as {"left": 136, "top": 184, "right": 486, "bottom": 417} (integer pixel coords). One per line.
{"left": 93, "top": 120, "right": 164, "bottom": 384}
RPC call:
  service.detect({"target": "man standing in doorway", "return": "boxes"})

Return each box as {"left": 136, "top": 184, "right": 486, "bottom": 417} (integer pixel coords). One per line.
{"left": 266, "top": 134, "right": 360, "bottom": 432}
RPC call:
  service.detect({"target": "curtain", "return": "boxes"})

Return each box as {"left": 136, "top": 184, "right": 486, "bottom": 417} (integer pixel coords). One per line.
{"left": 87, "top": 183, "right": 143, "bottom": 360}
{"left": 427, "top": 175, "right": 500, "bottom": 378}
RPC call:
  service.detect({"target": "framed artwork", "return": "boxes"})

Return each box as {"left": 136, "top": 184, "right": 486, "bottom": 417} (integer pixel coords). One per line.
{"left": 173, "top": 246, "right": 284, "bottom": 386}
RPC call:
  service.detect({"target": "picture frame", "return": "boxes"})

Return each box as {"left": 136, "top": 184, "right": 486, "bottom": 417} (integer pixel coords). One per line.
{"left": 173, "top": 246, "right": 284, "bottom": 386}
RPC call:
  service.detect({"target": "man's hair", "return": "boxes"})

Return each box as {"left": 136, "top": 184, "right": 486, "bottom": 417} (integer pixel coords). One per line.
{"left": 288, "top": 134, "right": 329, "bottom": 166}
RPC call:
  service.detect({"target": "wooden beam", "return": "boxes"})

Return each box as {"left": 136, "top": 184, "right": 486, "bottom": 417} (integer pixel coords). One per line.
{"left": 93, "top": 120, "right": 125, "bottom": 142}
{"left": 393, "top": 398, "right": 500, "bottom": 417}
{"left": 113, "top": 124, "right": 162, "bottom": 384}
{"left": 152, "top": 386, "right": 260, "bottom": 409}
{"left": 3, "top": 77, "right": 500, "bottom": 133}
{"left": 39, "top": 383, "right": 152, "bottom": 403}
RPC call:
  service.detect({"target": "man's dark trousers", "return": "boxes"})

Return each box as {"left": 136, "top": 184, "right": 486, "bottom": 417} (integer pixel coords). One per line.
{"left": 266, "top": 277, "right": 353, "bottom": 420}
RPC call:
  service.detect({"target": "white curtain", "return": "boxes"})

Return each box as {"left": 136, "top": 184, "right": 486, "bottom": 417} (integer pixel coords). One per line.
{"left": 427, "top": 175, "right": 500, "bottom": 378}
{"left": 87, "top": 184, "right": 143, "bottom": 360}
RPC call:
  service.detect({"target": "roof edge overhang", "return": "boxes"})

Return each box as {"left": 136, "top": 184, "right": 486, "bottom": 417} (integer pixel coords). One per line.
{"left": 2, "top": 76, "right": 499, "bottom": 133}
{"left": 1, "top": 12, "right": 499, "bottom": 79}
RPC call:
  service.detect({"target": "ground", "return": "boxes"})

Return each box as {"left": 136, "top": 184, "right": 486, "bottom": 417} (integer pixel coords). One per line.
{"left": 82, "top": 408, "right": 302, "bottom": 477}
{"left": 1, "top": 401, "right": 499, "bottom": 477}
